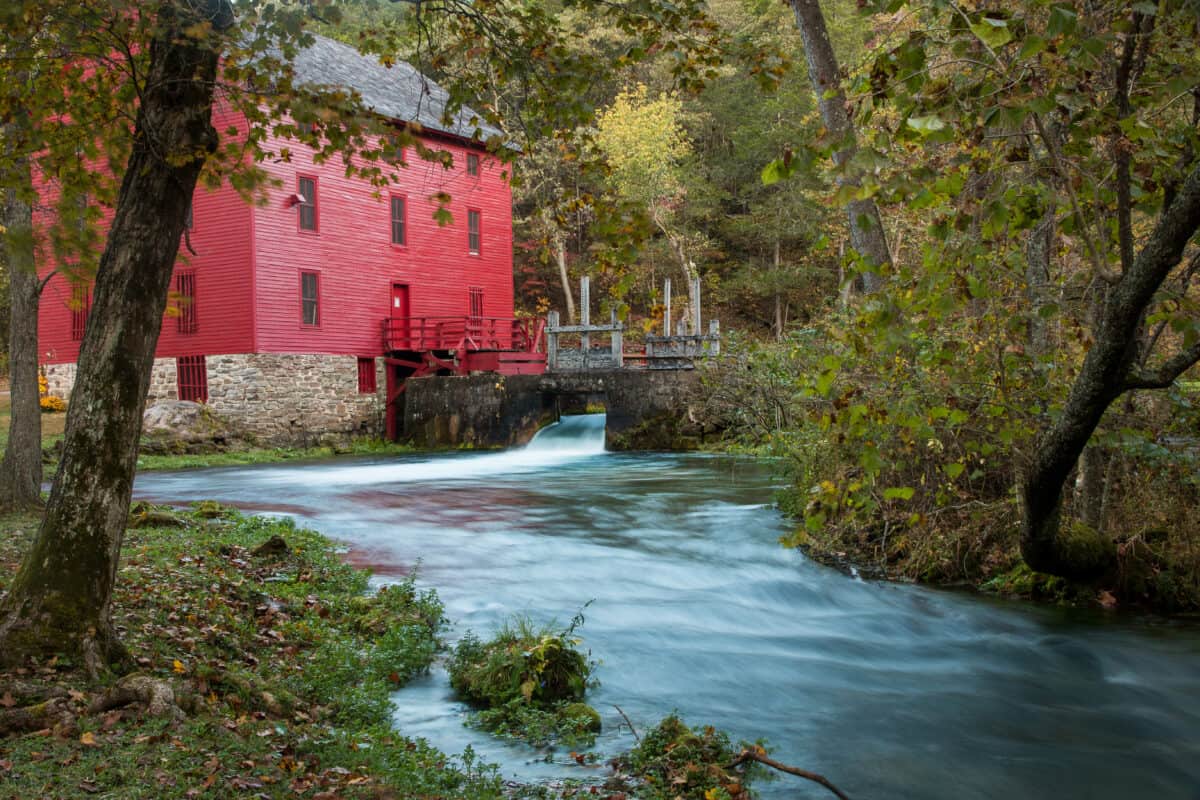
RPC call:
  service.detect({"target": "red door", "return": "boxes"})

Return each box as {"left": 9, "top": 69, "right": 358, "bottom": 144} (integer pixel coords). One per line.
{"left": 390, "top": 283, "right": 410, "bottom": 349}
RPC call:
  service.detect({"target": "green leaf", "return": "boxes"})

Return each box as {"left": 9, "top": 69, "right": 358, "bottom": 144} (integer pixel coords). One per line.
{"left": 1047, "top": 5, "right": 1078, "bottom": 38}
{"left": 945, "top": 462, "right": 965, "bottom": 480}
{"left": 761, "top": 158, "right": 792, "bottom": 187}
{"left": 1019, "top": 35, "right": 1048, "bottom": 59}
{"left": 969, "top": 18, "right": 1012, "bottom": 49}
{"left": 883, "top": 486, "right": 916, "bottom": 501}
{"left": 906, "top": 115, "right": 947, "bottom": 136}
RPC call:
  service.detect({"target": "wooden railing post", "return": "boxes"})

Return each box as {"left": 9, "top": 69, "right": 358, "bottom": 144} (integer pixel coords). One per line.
{"left": 610, "top": 307, "right": 623, "bottom": 367}
{"left": 580, "top": 276, "right": 591, "bottom": 361}
{"left": 663, "top": 277, "right": 671, "bottom": 337}
{"left": 547, "top": 310, "right": 559, "bottom": 370}
{"left": 691, "top": 276, "right": 702, "bottom": 336}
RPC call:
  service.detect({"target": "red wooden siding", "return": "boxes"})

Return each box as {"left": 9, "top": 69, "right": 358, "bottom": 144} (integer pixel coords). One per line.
{"left": 37, "top": 106, "right": 515, "bottom": 367}
{"left": 252, "top": 129, "right": 515, "bottom": 356}
{"left": 37, "top": 103, "right": 255, "bottom": 366}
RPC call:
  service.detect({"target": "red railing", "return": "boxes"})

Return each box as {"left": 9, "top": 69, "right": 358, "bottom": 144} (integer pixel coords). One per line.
{"left": 383, "top": 316, "right": 545, "bottom": 353}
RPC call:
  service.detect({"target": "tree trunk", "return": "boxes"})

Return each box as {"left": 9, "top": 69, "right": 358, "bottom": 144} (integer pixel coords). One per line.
{"left": 772, "top": 237, "right": 783, "bottom": 340}
{"left": 789, "top": 0, "right": 889, "bottom": 294}
{"left": 0, "top": 133, "right": 43, "bottom": 511}
{"left": 1076, "top": 445, "right": 1108, "bottom": 532}
{"left": 554, "top": 232, "right": 575, "bottom": 324}
{"left": 1024, "top": 195, "right": 1055, "bottom": 357}
{"left": 1021, "top": 162, "right": 1200, "bottom": 578}
{"left": 0, "top": 0, "right": 233, "bottom": 673}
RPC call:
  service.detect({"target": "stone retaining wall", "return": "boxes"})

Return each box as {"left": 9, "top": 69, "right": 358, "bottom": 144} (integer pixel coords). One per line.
{"left": 44, "top": 353, "right": 385, "bottom": 446}
{"left": 403, "top": 369, "right": 714, "bottom": 450}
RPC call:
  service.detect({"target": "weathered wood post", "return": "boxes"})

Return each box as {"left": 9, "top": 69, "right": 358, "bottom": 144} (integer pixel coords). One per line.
{"left": 708, "top": 319, "right": 720, "bottom": 356}
{"left": 610, "top": 307, "right": 623, "bottom": 367}
{"left": 580, "top": 276, "right": 590, "bottom": 362}
{"left": 663, "top": 277, "right": 671, "bottom": 337}
{"left": 547, "top": 310, "right": 559, "bottom": 371}
{"left": 691, "top": 276, "right": 702, "bottom": 336}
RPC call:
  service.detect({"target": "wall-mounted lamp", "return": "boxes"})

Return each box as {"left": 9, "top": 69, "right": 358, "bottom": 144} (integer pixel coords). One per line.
{"left": 286, "top": 193, "right": 307, "bottom": 207}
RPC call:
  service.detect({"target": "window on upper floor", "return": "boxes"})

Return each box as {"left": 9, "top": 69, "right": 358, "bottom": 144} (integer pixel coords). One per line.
{"left": 298, "top": 176, "right": 317, "bottom": 232}
{"left": 390, "top": 195, "right": 406, "bottom": 246}
{"left": 177, "top": 355, "right": 208, "bottom": 403}
{"left": 468, "top": 209, "right": 481, "bottom": 255}
{"left": 357, "top": 357, "right": 376, "bottom": 394}
{"left": 176, "top": 271, "right": 198, "bottom": 335}
{"left": 467, "top": 153, "right": 479, "bottom": 176}
{"left": 300, "top": 270, "right": 320, "bottom": 326}
{"left": 70, "top": 283, "right": 91, "bottom": 341}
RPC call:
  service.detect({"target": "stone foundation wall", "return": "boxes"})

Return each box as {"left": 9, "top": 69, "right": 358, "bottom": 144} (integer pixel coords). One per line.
{"left": 403, "top": 369, "right": 712, "bottom": 450}
{"left": 43, "top": 362, "right": 77, "bottom": 399}
{"left": 42, "top": 353, "right": 385, "bottom": 446}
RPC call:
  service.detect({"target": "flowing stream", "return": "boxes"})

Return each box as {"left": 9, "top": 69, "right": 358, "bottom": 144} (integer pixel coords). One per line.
{"left": 134, "top": 414, "right": 1200, "bottom": 799}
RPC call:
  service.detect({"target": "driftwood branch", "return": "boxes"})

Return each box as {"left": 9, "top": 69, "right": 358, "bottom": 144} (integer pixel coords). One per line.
{"left": 612, "top": 703, "right": 639, "bottom": 743}
{"left": 725, "top": 748, "right": 851, "bottom": 800}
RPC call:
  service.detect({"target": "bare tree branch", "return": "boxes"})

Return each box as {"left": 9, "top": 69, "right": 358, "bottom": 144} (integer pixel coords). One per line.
{"left": 724, "top": 748, "right": 852, "bottom": 800}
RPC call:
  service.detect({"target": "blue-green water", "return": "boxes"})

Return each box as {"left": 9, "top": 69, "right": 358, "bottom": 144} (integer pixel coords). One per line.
{"left": 135, "top": 414, "right": 1200, "bottom": 799}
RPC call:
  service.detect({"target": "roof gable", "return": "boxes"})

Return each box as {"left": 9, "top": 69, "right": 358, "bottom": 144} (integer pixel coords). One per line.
{"left": 293, "top": 34, "right": 504, "bottom": 145}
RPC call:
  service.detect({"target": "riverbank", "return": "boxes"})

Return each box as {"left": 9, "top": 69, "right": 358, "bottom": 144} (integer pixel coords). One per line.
{"left": 0, "top": 507, "right": 509, "bottom": 799}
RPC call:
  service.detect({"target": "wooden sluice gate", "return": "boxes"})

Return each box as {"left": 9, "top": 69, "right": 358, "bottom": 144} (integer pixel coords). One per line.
{"left": 544, "top": 276, "right": 721, "bottom": 372}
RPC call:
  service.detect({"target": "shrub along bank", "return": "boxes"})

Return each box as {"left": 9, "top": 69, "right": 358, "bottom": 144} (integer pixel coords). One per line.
{"left": 696, "top": 334, "right": 1200, "bottom": 614}
{"left": 447, "top": 615, "right": 602, "bottom": 749}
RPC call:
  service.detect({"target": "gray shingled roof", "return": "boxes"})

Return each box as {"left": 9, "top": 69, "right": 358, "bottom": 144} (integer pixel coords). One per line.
{"left": 292, "top": 34, "right": 505, "bottom": 144}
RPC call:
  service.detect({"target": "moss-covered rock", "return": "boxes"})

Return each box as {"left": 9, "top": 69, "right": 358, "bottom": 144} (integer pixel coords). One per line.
{"left": 1056, "top": 521, "right": 1117, "bottom": 578}
{"left": 447, "top": 619, "right": 593, "bottom": 708}
{"left": 561, "top": 701, "right": 602, "bottom": 732}
{"left": 447, "top": 616, "right": 598, "bottom": 748}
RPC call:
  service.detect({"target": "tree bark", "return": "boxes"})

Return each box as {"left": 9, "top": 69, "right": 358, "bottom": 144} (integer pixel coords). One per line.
{"left": 789, "top": 0, "right": 889, "bottom": 294}
{"left": 0, "top": 0, "right": 233, "bottom": 672}
{"left": 1021, "top": 162, "right": 1200, "bottom": 577}
{"left": 0, "top": 131, "right": 43, "bottom": 511}
{"left": 1023, "top": 193, "right": 1054, "bottom": 358}
{"left": 554, "top": 231, "right": 575, "bottom": 324}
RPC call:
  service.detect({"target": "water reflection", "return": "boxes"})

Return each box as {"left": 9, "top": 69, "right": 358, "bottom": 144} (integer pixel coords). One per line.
{"left": 134, "top": 415, "right": 1200, "bottom": 800}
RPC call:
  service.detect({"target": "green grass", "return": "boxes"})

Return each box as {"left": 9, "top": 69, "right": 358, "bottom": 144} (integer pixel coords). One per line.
{"left": 0, "top": 506, "right": 510, "bottom": 799}
{"left": 134, "top": 438, "right": 415, "bottom": 472}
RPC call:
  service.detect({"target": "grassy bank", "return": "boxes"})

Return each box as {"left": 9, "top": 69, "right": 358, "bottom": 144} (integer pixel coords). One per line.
{"left": 0, "top": 506, "right": 507, "bottom": 799}
{"left": 134, "top": 438, "right": 416, "bottom": 472}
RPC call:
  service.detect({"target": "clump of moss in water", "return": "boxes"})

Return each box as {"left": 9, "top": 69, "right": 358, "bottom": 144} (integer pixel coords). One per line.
{"left": 614, "top": 714, "right": 767, "bottom": 800}
{"left": 446, "top": 613, "right": 601, "bottom": 748}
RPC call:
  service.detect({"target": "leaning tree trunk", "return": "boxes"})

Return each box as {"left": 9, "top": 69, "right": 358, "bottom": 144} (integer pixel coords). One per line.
{"left": 789, "top": 0, "right": 889, "bottom": 294}
{"left": 554, "top": 231, "right": 576, "bottom": 324}
{"left": 0, "top": 135, "right": 43, "bottom": 511}
{"left": 0, "top": 0, "right": 232, "bottom": 673}
{"left": 1021, "top": 162, "right": 1200, "bottom": 578}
